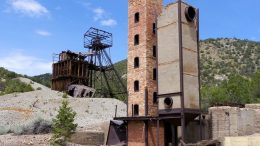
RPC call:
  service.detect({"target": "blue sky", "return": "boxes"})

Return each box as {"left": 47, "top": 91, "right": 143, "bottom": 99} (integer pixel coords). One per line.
{"left": 0, "top": 0, "right": 259, "bottom": 76}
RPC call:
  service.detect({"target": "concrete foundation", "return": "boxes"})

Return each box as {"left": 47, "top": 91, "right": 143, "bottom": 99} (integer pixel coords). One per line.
{"left": 209, "top": 104, "right": 260, "bottom": 140}
{"left": 70, "top": 131, "right": 104, "bottom": 145}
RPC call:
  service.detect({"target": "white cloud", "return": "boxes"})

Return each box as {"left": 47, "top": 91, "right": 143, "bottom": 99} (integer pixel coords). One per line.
{"left": 0, "top": 52, "right": 52, "bottom": 76}
{"left": 93, "top": 7, "right": 105, "bottom": 21}
{"left": 92, "top": 7, "right": 117, "bottom": 27}
{"left": 36, "top": 30, "right": 51, "bottom": 36}
{"left": 101, "top": 19, "right": 117, "bottom": 27}
{"left": 8, "top": 0, "right": 49, "bottom": 17}
{"left": 78, "top": 2, "right": 117, "bottom": 27}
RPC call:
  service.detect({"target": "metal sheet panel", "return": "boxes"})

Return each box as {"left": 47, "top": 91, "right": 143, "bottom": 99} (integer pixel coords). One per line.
{"left": 157, "top": 4, "right": 178, "bottom": 28}
{"left": 182, "top": 24, "right": 197, "bottom": 52}
{"left": 157, "top": 23, "right": 179, "bottom": 64}
{"left": 157, "top": 15, "right": 180, "bottom": 95}
{"left": 158, "top": 62, "right": 180, "bottom": 94}
{"left": 183, "top": 48, "right": 198, "bottom": 76}
{"left": 183, "top": 74, "right": 199, "bottom": 109}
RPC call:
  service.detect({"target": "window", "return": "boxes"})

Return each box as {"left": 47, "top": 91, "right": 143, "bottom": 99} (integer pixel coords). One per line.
{"left": 134, "top": 104, "right": 139, "bottom": 116}
{"left": 134, "top": 57, "right": 139, "bottom": 68}
{"left": 153, "top": 68, "right": 157, "bottom": 80}
{"left": 153, "top": 23, "right": 156, "bottom": 34}
{"left": 153, "top": 92, "right": 158, "bottom": 104}
{"left": 134, "top": 80, "right": 139, "bottom": 92}
{"left": 153, "top": 46, "right": 156, "bottom": 57}
{"left": 135, "top": 12, "right": 140, "bottom": 23}
{"left": 134, "top": 34, "right": 139, "bottom": 45}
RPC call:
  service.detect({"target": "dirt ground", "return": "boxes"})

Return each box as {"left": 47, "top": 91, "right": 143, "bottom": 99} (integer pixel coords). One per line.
{"left": 0, "top": 134, "right": 51, "bottom": 146}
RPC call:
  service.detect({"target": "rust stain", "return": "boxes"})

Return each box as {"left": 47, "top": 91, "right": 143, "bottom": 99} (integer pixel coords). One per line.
{"left": 0, "top": 107, "right": 33, "bottom": 113}
{"left": 0, "top": 107, "right": 33, "bottom": 118}
{"left": 187, "top": 94, "right": 198, "bottom": 109}
{"left": 158, "top": 59, "right": 179, "bottom": 66}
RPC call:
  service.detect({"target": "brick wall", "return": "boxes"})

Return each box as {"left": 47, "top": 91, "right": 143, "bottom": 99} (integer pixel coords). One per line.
{"left": 127, "top": 0, "right": 163, "bottom": 145}
{"left": 148, "top": 121, "right": 164, "bottom": 146}
{"left": 128, "top": 121, "right": 164, "bottom": 146}
{"left": 128, "top": 121, "right": 145, "bottom": 146}
{"left": 127, "top": 0, "right": 162, "bottom": 117}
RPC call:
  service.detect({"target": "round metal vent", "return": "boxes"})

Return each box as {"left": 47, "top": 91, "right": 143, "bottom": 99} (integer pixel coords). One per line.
{"left": 185, "top": 6, "right": 196, "bottom": 22}
{"left": 164, "top": 97, "right": 173, "bottom": 108}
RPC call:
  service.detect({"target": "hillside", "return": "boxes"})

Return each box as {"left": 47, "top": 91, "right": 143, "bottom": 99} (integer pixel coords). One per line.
{"left": 1, "top": 38, "right": 259, "bottom": 99}
{"left": 200, "top": 38, "right": 260, "bottom": 85}
{"left": 0, "top": 68, "right": 34, "bottom": 95}
{"left": 115, "top": 38, "right": 260, "bottom": 86}
{"left": 27, "top": 73, "right": 52, "bottom": 88}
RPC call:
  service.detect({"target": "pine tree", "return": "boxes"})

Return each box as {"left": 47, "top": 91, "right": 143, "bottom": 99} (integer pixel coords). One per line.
{"left": 51, "top": 99, "right": 77, "bottom": 146}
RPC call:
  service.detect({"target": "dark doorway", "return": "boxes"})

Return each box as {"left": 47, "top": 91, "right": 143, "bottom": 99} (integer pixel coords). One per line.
{"left": 164, "top": 122, "right": 178, "bottom": 146}
{"left": 133, "top": 104, "right": 139, "bottom": 116}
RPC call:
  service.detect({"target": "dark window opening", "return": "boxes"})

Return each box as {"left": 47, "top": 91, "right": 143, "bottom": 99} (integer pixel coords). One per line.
{"left": 134, "top": 104, "right": 139, "bottom": 116}
{"left": 153, "top": 46, "right": 157, "bottom": 57}
{"left": 153, "top": 23, "right": 156, "bottom": 34}
{"left": 134, "top": 80, "right": 139, "bottom": 92}
{"left": 134, "top": 57, "right": 139, "bottom": 68}
{"left": 153, "top": 68, "right": 157, "bottom": 80}
{"left": 153, "top": 92, "right": 158, "bottom": 104}
{"left": 134, "top": 12, "right": 140, "bottom": 23}
{"left": 134, "top": 34, "right": 139, "bottom": 46}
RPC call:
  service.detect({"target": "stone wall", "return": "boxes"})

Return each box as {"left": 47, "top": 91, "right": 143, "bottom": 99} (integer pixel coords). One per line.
{"left": 209, "top": 104, "right": 260, "bottom": 140}
{"left": 222, "top": 136, "right": 260, "bottom": 146}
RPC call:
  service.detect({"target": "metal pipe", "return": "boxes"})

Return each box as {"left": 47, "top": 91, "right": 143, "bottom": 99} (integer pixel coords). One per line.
{"left": 196, "top": 9, "right": 203, "bottom": 141}
{"left": 132, "top": 104, "right": 134, "bottom": 117}
{"left": 115, "top": 105, "right": 117, "bottom": 117}
{"left": 145, "top": 121, "right": 148, "bottom": 146}
{"left": 145, "top": 87, "right": 148, "bottom": 116}
{"left": 156, "top": 120, "right": 160, "bottom": 146}
{"left": 177, "top": 0, "right": 186, "bottom": 142}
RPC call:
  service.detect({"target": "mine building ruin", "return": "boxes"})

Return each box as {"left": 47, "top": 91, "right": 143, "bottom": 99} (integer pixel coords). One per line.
{"left": 52, "top": 28, "right": 127, "bottom": 98}
{"left": 52, "top": 51, "right": 90, "bottom": 92}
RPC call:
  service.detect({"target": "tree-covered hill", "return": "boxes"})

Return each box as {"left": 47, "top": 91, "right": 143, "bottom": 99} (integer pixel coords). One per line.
{"left": 200, "top": 38, "right": 260, "bottom": 85}
{"left": 27, "top": 73, "right": 52, "bottom": 88}
{"left": 0, "top": 67, "right": 34, "bottom": 95}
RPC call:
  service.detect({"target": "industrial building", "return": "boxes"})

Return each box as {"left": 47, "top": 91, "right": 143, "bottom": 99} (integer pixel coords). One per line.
{"left": 114, "top": 0, "right": 202, "bottom": 145}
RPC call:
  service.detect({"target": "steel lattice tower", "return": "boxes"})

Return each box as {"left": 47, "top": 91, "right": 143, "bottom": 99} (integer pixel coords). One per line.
{"left": 84, "top": 27, "right": 127, "bottom": 99}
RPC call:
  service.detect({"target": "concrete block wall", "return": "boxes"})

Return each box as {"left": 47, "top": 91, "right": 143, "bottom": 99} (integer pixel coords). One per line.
{"left": 245, "top": 104, "right": 260, "bottom": 133}
{"left": 209, "top": 105, "right": 260, "bottom": 140}
{"left": 70, "top": 131, "right": 104, "bottom": 145}
{"left": 222, "top": 136, "right": 260, "bottom": 146}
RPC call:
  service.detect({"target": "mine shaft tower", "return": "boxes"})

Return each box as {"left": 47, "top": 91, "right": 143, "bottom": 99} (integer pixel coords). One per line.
{"left": 84, "top": 27, "right": 127, "bottom": 98}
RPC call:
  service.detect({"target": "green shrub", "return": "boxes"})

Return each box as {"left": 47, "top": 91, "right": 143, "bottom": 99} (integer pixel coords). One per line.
{"left": 3, "top": 79, "right": 34, "bottom": 94}
{"left": 51, "top": 100, "right": 77, "bottom": 146}
{"left": 201, "top": 72, "right": 260, "bottom": 110}
{"left": 11, "top": 117, "right": 52, "bottom": 135}
{"left": 62, "top": 93, "right": 68, "bottom": 98}
{"left": 0, "top": 126, "right": 10, "bottom": 135}
{"left": 36, "top": 87, "right": 42, "bottom": 90}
